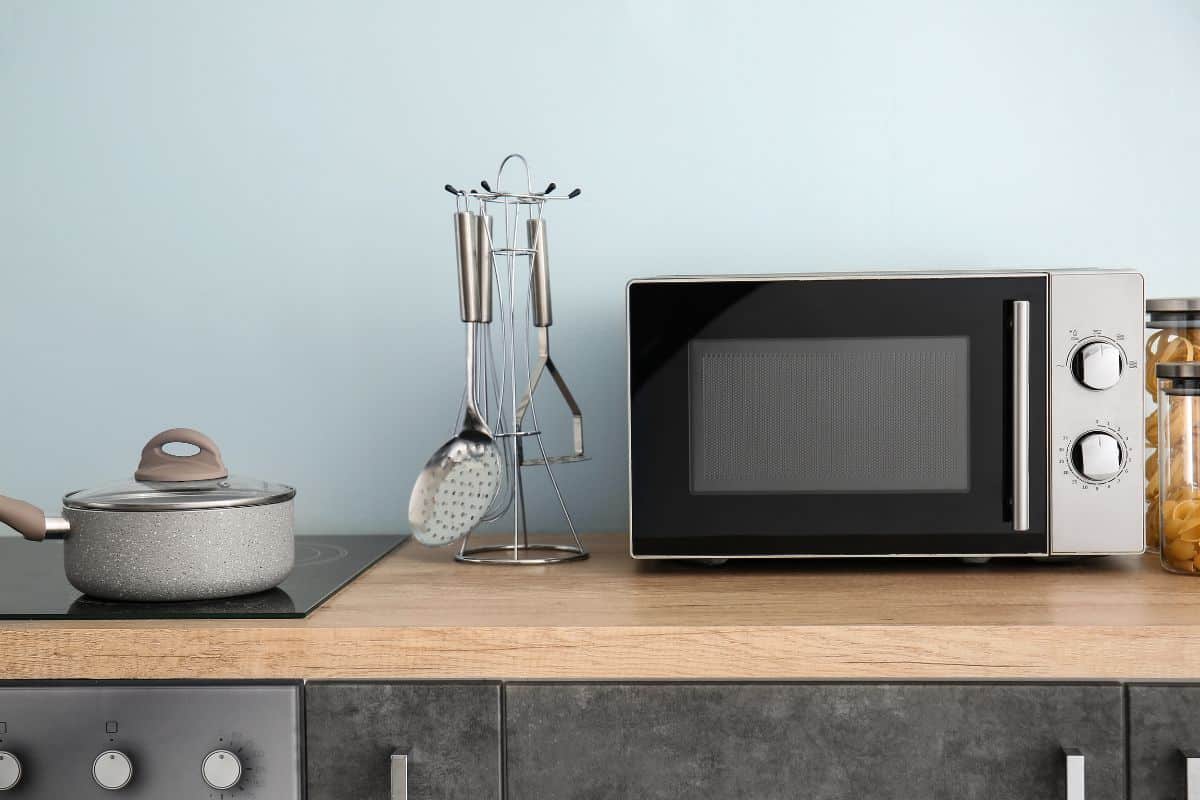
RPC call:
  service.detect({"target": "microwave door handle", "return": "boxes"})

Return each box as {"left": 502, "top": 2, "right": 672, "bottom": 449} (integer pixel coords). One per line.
{"left": 1012, "top": 300, "right": 1031, "bottom": 532}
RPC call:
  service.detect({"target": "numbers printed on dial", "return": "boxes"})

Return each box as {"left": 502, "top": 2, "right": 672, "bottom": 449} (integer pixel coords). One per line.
{"left": 1059, "top": 429, "right": 1128, "bottom": 490}
{"left": 1064, "top": 427, "right": 1130, "bottom": 489}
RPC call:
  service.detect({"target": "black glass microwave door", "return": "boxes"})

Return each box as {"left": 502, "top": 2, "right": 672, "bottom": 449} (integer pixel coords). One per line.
{"left": 628, "top": 277, "right": 1048, "bottom": 556}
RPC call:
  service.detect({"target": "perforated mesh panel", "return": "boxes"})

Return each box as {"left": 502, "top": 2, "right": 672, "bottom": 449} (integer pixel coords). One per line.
{"left": 691, "top": 337, "right": 970, "bottom": 493}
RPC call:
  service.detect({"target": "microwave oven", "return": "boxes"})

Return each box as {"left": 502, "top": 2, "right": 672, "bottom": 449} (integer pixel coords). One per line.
{"left": 626, "top": 270, "right": 1145, "bottom": 558}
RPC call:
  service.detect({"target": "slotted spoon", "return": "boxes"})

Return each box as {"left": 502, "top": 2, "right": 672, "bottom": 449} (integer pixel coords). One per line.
{"left": 408, "top": 208, "right": 502, "bottom": 545}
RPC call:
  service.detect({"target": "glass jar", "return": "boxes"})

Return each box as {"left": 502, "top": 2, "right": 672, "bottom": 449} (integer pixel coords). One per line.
{"left": 1157, "top": 362, "right": 1200, "bottom": 574}
{"left": 1145, "top": 299, "right": 1200, "bottom": 551}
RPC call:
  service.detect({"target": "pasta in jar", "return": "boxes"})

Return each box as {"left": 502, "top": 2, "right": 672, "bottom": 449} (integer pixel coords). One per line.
{"left": 1156, "top": 362, "right": 1200, "bottom": 574}
{"left": 1145, "top": 299, "right": 1200, "bottom": 552}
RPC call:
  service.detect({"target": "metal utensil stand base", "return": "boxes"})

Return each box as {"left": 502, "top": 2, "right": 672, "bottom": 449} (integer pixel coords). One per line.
{"left": 457, "top": 431, "right": 588, "bottom": 565}
{"left": 450, "top": 155, "right": 588, "bottom": 565}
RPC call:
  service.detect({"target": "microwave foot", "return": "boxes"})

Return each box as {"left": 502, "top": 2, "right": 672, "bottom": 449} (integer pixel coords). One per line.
{"left": 960, "top": 556, "right": 993, "bottom": 565}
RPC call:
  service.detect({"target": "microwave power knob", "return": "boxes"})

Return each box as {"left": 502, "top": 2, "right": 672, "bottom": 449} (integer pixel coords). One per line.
{"left": 1069, "top": 431, "right": 1127, "bottom": 483}
{"left": 1071, "top": 339, "right": 1124, "bottom": 390}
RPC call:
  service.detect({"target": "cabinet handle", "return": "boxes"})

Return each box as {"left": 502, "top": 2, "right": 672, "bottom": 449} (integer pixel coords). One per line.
{"left": 1064, "top": 747, "right": 1084, "bottom": 800}
{"left": 390, "top": 753, "right": 408, "bottom": 800}
{"left": 1182, "top": 750, "right": 1200, "bottom": 800}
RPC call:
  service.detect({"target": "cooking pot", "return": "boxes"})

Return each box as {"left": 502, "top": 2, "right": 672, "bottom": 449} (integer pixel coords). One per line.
{"left": 0, "top": 428, "right": 295, "bottom": 602}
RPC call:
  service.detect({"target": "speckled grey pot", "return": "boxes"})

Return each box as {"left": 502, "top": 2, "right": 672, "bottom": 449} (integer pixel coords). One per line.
{"left": 61, "top": 501, "right": 294, "bottom": 602}
{"left": 0, "top": 429, "right": 297, "bottom": 602}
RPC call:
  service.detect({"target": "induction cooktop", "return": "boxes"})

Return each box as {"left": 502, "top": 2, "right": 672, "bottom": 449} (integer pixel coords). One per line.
{"left": 0, "top": 534, "right": 407, "bottom": 619}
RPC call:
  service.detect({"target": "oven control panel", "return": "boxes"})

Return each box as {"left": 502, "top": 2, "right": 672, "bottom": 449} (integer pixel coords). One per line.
{"left": 0, "top": 683, "right": 301, "bottom": 798}
{"left": 1049, "top": 271, "right": 1145, "bottom": 555}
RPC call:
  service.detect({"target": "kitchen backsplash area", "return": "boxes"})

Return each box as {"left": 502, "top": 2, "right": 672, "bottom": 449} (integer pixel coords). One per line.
{"left": 2, "top": 1, "right": 1198, "bottom": 536}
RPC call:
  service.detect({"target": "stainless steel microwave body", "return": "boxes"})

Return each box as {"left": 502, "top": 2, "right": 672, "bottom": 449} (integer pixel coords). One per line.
{"left": 626, "top": 270, "right": 1145, "bottom": 558}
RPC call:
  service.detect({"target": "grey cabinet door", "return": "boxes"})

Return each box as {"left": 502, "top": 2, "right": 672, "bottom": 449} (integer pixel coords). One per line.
{"left": 1129, "top": 684, "right": 1200, "bottom": 800}
{"left": 306, "top": 681, "right": 501, "bottom": 800}
{"left": 505, "top": 682, "right": 1123, "bottom": 800}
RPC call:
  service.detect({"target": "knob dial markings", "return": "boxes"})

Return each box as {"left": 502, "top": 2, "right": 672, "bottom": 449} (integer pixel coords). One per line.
{"left": 1069, "top": 430, "right": 1127, "bottom": 483}
{"left": 1070, "top": 338, "right": 1125, "bottom": 390}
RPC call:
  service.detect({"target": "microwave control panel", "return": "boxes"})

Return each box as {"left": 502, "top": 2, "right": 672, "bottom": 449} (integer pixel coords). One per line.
{"left": 1049, "top": 271, "right": 1145, "bottom": 555}
{"left": 0, "top": 683, "right": 302, "bottom": 799}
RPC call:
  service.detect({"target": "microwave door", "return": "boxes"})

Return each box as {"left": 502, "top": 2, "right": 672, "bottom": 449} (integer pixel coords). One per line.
{"left": 627, "top": 276, "right": 1049, "bottom": 557}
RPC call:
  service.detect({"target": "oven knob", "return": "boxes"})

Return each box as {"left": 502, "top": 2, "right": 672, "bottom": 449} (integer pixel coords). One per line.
{"left": 1069, "top": 431, "right": 1127, "bottom": 483}
{"left": 202, "top": 749, "right": 243, "bottom": 791}
{"left": 93, "top": 750, "right": 133, "bottom": 790}
{"left": 0, "top": 752, "right": 21, "bottom": 791}
{"left": 1071, "top": 340, "right": 1124, "bottom": 390}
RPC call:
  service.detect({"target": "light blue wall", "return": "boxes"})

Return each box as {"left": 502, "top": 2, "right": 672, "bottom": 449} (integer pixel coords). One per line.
{"left": 2, "top": 1, "right": 1198, "bottom": 536}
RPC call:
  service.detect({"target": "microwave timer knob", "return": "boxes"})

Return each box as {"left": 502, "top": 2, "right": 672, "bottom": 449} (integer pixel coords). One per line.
{"left": 1069, "top": 430, "right": 1127, "bottom": 483}
{"left": 202, "top": 748, "right": 243, "bottom": 791}
{"left": 0, "top": 752, "right": 21, "bottom": 791}
{"left": 1070, "top": 339, "right": 1124, "bottom": 390}
{"left": 93, "top": 750, "right": 133, "bottom": 790}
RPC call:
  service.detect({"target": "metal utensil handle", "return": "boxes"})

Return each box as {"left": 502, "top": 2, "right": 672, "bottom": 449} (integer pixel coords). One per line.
{"left": 1012, "top": 300, "right": 1030, "bottom": 532}
{"left": 475, "top": 214, "right": 493, "bottom": 324}
{"left": 456, "top": 211, "right": 481, "bottom": 323}
{"left": 464, "top": 321, "right": 482, "bottom": 421}
{"left": 527, "top": 218, "right": 552, "bottom": 327}
{"left": 1183, "top": 750, "right": 1200, "bottom": 800}
{"left": 390, "top": 753, "right": 408, "bottom": 800}
{"left": 1064, "top": 748, "right": 1084, "bottom": 800}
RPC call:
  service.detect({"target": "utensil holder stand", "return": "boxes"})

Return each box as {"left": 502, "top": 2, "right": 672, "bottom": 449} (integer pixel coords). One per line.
{"left": 450, "top": 154, "right": 588, "bottom": 565}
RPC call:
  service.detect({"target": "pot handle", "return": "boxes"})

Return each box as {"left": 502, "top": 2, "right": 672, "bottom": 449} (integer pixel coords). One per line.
{"left": 134, "top": 428, "right": 229, "bottom": 482}
{"left": 0, "top": 496, "right": 48, "bottom": 541}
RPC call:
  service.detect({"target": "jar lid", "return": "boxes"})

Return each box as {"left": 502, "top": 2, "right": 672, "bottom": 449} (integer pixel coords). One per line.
{"left": 1148, "top": 298, "right": 1200, "bottom": 329}
{"left": 64, "top": 475, "right": 296, "bottom": 511}
{"left": 1148, "top": 298, "right": 1200, "bottom": 312}
{"left": 1156, "top": 362, "right": 1200, "bottom": 380}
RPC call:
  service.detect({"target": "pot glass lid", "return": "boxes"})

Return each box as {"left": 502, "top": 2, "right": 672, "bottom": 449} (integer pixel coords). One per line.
{"left": 64, "top": 475, "right": 296, "bottom": 511}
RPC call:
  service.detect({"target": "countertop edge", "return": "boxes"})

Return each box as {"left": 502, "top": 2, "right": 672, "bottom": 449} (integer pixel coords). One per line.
{"left": 1, "top": 623, "right": 1194, "bottom": 680}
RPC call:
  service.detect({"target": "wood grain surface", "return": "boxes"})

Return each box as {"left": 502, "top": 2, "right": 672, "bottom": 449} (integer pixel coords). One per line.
{"left": 3, "top": 535, "right": 1199, "bottom": 680}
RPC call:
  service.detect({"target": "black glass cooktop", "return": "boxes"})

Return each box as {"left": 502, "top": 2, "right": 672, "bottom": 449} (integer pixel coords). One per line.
{"left": 0, "top": 534, "right": 407, "bottom": 619}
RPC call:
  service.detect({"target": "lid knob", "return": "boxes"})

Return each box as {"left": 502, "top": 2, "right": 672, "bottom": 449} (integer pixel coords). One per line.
{"left": 134, "top": 428, "right": 228, "bottom": 482}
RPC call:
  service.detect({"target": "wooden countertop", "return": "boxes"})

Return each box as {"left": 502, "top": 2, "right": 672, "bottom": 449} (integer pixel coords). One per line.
{"left": 5, "top": 535, "right": 1200, "bottom": 680}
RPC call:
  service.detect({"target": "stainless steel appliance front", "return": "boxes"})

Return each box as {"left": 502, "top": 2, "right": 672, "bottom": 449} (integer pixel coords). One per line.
{"left": 626, "top": 270, "right": 1145, "bottom": 558}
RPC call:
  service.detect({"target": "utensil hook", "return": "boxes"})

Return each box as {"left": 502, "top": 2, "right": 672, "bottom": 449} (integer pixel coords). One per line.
{"left": 495, "top": 153, "right": 533, "bottom": 196}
